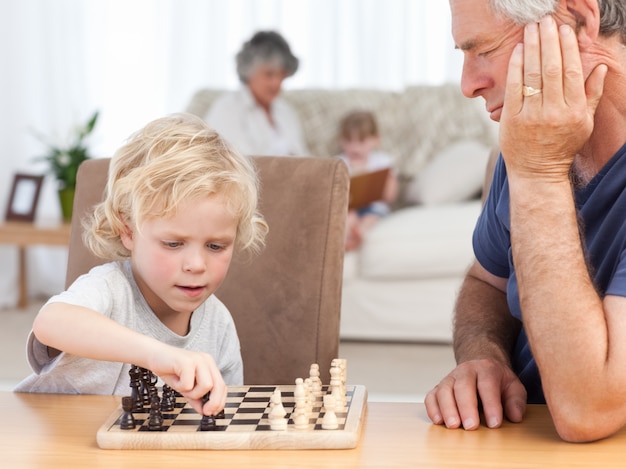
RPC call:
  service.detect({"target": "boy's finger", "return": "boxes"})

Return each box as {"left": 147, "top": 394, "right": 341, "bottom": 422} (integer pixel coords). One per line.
{"left": 203, "top": 380, "right": 227, "bottom": 416}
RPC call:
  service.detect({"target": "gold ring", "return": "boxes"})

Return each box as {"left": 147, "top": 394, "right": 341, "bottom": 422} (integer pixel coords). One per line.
{"left": 522, "top": 85, "right": 542, "bottom": 97}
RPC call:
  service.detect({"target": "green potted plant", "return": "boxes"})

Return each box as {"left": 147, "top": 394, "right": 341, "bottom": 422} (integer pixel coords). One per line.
{"left": 34, "top": 111, "right": 99, "bottom": 221}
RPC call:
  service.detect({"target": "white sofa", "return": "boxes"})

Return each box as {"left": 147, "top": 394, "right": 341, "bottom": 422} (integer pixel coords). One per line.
{"left": 187, "top": 85, "right": 497, "bottom": 343}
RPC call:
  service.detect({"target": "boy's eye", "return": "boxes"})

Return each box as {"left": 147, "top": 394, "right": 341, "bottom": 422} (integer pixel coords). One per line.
{"left": 164, "top": 241, "right": 181, "bottom": 248}
{"left": 208, "top": 243, "right": 223, "bottom": 251}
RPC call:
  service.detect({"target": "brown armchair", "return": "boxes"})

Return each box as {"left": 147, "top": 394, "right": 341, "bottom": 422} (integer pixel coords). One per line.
{"left": 66, "top": 156, "right": 349, "bottom": 385}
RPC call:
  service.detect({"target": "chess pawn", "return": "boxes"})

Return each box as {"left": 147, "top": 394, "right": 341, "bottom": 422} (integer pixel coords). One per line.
{"left": 294, "top": 378, "right": 306, "bottom": 408}
{"left": 161, "top": 384, "right": 175, "bottom": 412}
{"left": 268, "top": 389, "right": 287, "bottom": 431}
{"left": 200, "top": 414, "right": 217, "bottom": 431}
{"left": 292, "top": 406, "right": 309, "bottom": 430}
{"left": 199, "top": 392, "right": 217, "bottom": 431}
{"left": 120, "top": 396, "right": 136, "bottom": 430}
{"left": 322, "top": 395, "right": 338, "bottom": 430}
{"left": 147, "top": 395, "right": 163, "bottom": 431}
{"left": 309, "top": 363, "right": 323, "bottom": 398}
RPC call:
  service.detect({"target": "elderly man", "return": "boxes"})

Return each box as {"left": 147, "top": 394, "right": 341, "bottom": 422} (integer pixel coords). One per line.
{"left": 425, "top": 0, "right": 626, "bottom": 442}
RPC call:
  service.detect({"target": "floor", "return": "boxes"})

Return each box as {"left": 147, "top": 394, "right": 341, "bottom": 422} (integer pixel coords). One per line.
{"left": 0, "top": 299, "right": 456, "bottom": 402}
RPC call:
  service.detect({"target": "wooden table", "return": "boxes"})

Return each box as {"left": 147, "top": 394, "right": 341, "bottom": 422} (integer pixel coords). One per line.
{"left": 2, "top": 392, "right": 626, "bottom": 468}
{"left": 0, "top": 221, "right": 71, "bottom": 308}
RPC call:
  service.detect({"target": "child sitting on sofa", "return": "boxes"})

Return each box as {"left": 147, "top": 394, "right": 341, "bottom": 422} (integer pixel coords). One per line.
{"left": 336, "top": 110, "right": 398, "bottom": 251}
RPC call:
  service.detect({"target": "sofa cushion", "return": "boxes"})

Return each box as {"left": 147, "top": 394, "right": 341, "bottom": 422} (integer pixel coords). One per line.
{"left": 406, "top": 139, "right": 491, "bottom": 205}
{"left": 357, "top": 200, "right": 482, "bottom": 279}
{"left": 340, "top": 277, "right": 458, "bottom": 342}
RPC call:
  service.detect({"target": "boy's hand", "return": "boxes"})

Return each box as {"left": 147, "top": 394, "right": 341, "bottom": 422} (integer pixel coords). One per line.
{"left": 150, "top": 347, "right": 227, "bottom": 416}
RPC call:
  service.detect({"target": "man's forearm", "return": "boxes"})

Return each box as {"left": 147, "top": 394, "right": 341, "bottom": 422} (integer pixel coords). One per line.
{"left": 509, "top": 178, "right": 604, "bottom": 379}
{"left": 453, "top": 266, "right": 520, "bottom": 366}
{"left": 507, "top": 175, "right": 623, "bottom": 441}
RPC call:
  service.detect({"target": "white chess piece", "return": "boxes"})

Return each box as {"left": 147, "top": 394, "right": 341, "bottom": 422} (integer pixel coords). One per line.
{"left": 304, "top": 378, "right": 314, "bottom": 415}
{"left": 338, "top": 358, "right": 348, "bottom": 406}
{"left": 309, "top": 363, "right": 323, "bottom": 398}
{"left": 294, "top": 378, "right": 306, "bottom": 406}
{"left": 330, "top": 361, "right": 344, "bottom": 410}
{"left": 268, "top": 389, "right": 287, "bottom": 431}
{"left": 293, "top": 406, "right": 309, "bottom": 430}
{"left": 322, "top": 395, "right": 338, "bottom": 430}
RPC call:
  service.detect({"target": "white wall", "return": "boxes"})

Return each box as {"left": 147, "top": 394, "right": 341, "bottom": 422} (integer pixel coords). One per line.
{"left": 1, "top": 0, "right": 465, "bottom": 307}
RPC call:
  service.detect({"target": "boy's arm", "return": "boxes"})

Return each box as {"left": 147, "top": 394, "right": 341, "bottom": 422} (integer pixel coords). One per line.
{"left": 32, "top": 302, "right": 227, "bottom": 416}
{"left": 382, "top": 169, "right": 399, "bottom": 204}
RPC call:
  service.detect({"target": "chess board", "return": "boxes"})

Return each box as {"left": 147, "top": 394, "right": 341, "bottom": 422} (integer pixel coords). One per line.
{"left": 97, "top": 384, "right": 368, "bottom": 450}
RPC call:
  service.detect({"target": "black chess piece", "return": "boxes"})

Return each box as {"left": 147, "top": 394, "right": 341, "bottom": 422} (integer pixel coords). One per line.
{"left": 129, "top": 365, "right": 144, "bottom": 412}
{"left": 140, "top": 367, "right": 151, "bottom": 406}
{"left": 120, "top": 396, "right": 136, "bottom": 430}
{"left": 161, "top": 384, "right": 175, "bottom": 412}
{"left": 148, "top": 370, "right": 159, "bottom": 399}
{"left": 147, "top": 395, "right": 163, "bottom": 431}
{"left": 199, "top": 392, "right": 217, "bottom": 431}
{"left": 200, "top": 414, "right": 216, "bottom": 431}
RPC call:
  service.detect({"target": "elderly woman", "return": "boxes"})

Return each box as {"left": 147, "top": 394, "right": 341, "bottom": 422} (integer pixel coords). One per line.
{"left": 205, "top": 31, "right": 308, "bottom": 156}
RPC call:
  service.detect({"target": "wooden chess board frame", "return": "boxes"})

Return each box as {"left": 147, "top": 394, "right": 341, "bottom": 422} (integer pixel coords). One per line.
{"left": 97, "top": 384, "right": 368, "bottom": 450}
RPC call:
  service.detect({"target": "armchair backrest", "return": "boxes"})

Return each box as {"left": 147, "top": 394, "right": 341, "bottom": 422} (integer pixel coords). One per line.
{"left": 66, "top": 156, "right": 349, "bottom": 385}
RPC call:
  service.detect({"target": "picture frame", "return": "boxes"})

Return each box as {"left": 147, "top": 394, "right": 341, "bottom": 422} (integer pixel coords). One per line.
{"left": 4, "top": 173, "right": 44, "bottom": 222}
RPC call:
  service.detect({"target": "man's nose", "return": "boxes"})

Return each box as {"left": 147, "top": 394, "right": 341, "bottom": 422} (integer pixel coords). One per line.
{"left": 460, "top": 59, "right": 487, "bottom": 99}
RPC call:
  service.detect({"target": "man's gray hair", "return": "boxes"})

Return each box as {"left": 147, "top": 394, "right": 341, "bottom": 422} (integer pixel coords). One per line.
{"left": 491, "top": 0, "right": 626, "bottom": 43}
{"left": 236, "top": 31, "right": 299, "bottom": 83}
{"left": 490, "top": 0, "right": 558, "bottom": 24}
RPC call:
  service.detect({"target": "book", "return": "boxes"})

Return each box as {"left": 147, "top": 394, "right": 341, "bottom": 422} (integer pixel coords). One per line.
{"left": 348, "top": 167, "right": 390, "bottom": 210}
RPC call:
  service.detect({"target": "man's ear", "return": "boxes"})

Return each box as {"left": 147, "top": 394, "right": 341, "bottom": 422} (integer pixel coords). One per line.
{"left": 120, "top": 223, "right": 134, "bottom": 251}
{"left": 565, "top": 0, "right": 600, "bottom": 45}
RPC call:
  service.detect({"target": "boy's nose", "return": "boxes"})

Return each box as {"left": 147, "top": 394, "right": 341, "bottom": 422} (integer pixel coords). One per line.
{"left": 183, "top": 252, "right": 207, "bottom": 273}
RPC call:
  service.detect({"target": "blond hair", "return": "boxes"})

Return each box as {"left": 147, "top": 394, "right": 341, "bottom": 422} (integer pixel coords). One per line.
{"left": 83, "top": 113, "right": 268, "bottom": 260}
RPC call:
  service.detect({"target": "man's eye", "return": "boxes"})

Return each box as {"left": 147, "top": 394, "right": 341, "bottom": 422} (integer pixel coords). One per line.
{"left": 478, "top": 48, "right": 496, "bottom": 57}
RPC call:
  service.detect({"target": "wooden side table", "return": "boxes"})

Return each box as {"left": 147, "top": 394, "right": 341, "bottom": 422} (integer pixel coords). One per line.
{"left": 0, "top": 221, "right": 71, "bottom": 308}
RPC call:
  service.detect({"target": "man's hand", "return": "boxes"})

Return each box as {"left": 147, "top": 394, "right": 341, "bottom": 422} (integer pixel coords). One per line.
{"left": 424, "top": 358, "right": 527, "bottom": 430}
{"left": 499, "top": 16, "right": 606, "bottom": 182}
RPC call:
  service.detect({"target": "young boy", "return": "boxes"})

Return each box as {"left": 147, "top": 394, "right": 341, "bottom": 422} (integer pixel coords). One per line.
{"left": 336, "top": 110, "right": 398, "bottom": 251}
{"left": 14, "top": 113, "right": 268, "bottom": 417}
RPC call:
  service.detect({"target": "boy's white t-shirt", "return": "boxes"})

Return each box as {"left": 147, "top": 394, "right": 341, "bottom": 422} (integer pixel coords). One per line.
{"left": 14, "top": 260, "right": 243, "bottom": 395}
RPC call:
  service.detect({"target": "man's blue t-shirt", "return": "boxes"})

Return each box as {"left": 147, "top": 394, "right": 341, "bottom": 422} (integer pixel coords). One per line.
{"left": 473, "top": 143, "right": 626, "bottom": 403}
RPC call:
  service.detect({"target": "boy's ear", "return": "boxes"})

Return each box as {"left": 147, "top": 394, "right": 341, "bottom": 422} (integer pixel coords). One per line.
{"left": 120, "top": 223, "right": 134, "bottom": 251}
{"left": 564, "top": 0, "right": 600, "bottom": 45}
